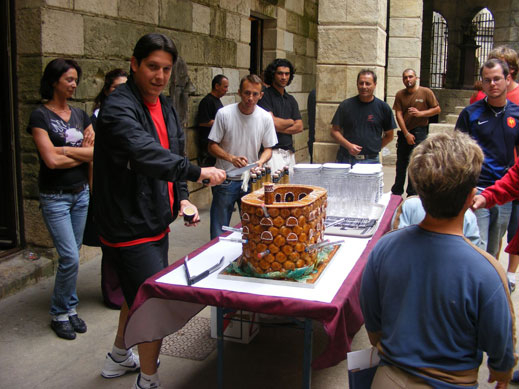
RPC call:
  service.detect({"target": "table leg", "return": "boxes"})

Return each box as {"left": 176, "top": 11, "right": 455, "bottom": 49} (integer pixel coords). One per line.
{"left": 302, "top": 319, "right": 313, "bottom": 389}
{"left": 217, "top": 307, "right": 224, "bottom": 389}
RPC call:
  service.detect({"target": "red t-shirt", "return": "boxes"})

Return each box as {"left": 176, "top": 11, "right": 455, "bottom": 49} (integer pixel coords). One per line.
{"left": 101, "top": 98, "right": 175, "bottom": 248}
{"left": 145, "top": 98, "right": 175, "bottom": 213}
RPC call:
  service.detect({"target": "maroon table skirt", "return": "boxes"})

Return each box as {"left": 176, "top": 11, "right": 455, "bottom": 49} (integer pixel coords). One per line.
{"left": 125, "top": 194, "right": 402, "bottom": 369}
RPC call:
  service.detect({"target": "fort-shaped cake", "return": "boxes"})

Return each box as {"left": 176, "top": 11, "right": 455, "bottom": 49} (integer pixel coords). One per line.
{"left": 239, "top": 184, "right": 327, "bottom": 276}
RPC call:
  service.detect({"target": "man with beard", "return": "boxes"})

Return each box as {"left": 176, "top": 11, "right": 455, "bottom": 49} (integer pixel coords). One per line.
{"left": 391, "top": 68, "right": 440, "bottom": 196}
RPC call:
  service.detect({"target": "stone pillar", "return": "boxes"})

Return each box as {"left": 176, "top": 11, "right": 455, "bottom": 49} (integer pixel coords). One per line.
{"left": 420, "top": 1, "right": 433, "bottom": 87}
{"left": 385, "top": 0, "right": 423, "bottom": 163}
{"left": 314, "top": 0, "right": 388, "bottom": 164}
{"left": 386, "top": 0, "right": 423, "bottom": 105}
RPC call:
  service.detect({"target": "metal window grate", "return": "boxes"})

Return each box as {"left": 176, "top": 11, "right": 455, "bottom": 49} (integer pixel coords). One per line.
{"left": 430, "top": 11, "right": 448, "bottom": 88}
{"left": 472, "top": 8, "right": 494, "bottom": 81}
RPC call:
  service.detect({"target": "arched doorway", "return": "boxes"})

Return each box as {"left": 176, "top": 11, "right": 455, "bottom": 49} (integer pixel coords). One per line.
{"left": 472, "top": 8, "right": 494, "bottom": 80}
{"left": 430, "top": 11, "right": 448, "bottom": 88}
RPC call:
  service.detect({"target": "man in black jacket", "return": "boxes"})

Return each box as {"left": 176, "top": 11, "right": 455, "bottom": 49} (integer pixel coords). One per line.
{"left": 94, "top": 33, "right": 225, "bottom": 389}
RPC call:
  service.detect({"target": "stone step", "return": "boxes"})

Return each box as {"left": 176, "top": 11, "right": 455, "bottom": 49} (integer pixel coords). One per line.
{"left": 429, "top": 122, "right": 455, "bottom": 134}
{"left": 454, "top": 106, "right": 465, "bottom": 115}
{"left": 446, "top": 113, "right": 459, "bottom": 124}
{"left": 0, "top": 252, "right": 55, "bottom": 299}
{"left": 0, "top": 245, "right": 100, "bottom": 300}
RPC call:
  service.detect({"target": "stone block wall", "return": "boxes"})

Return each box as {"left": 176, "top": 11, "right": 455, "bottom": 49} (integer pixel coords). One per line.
{"left": 15, "top": 0, "right": 318, "bottom": 247}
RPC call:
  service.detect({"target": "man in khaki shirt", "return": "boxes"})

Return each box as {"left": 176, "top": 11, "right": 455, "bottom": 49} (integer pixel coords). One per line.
{"left": 391, "top": 69, "right": 440, "bottom": 196}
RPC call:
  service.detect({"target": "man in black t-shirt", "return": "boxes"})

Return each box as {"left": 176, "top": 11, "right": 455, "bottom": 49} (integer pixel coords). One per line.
{"left": 331, "top": 69, "right": 396, "bottom": 165}
{"left": 259, "top": 59, "right": 302, "bottom": 172}
{"left": 196, "top": 74, "right": 228, "bottom": 166}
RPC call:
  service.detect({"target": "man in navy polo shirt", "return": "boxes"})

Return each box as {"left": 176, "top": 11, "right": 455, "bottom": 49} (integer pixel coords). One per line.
{"left": 457, "top": 58, "right": 519, "bottom": 258}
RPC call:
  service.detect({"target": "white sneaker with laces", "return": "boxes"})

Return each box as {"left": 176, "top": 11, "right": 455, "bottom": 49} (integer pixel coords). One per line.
{"left": 101, "top": 351, "right": 140, "bottom": 378}
{"left": 133, "top": 373, "right": 161, "bottom": 389}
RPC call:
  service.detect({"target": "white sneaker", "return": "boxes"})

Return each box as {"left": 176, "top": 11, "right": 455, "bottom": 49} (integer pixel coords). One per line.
{"left": 101, "top": 351, "right": 140, "bottom": 378}
{"left": 133, "top": 373, "right": 161, "bottom": 389}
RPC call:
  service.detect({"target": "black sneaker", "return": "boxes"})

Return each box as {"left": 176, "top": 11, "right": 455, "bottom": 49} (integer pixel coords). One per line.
{"left": 69, "top": 314, "right": 87, "bottom": 333}
{"left": 51, "top": 320, "right": 76, "bottom": 340}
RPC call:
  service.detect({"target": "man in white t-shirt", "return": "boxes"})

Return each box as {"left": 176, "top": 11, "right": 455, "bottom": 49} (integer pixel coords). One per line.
{"left": 208, "top": 74, "right": 278, "bottom": 239}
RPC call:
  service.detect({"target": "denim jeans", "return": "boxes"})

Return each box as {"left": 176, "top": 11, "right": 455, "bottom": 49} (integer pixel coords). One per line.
{"left": 391, "top": 127, "right": 428, "bottom": 196}
{"left": 40, "top": 187, "right": 89, "bottom": 319}
{"left": 210, "top": 180, "right": 249, "bottom": 239}
{"left": 474, "top": 188, "right": 512, "bottom": 258}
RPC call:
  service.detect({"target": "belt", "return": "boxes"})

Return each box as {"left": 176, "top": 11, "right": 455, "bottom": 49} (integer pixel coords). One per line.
{"left": 40, "top": 184, "right": 87, "bottom": 195}
{"left": 353, "top": 153, "right": 378, "bottom": 160}
{"left": 226, "top": 177, "right": 243, "bottom": 182}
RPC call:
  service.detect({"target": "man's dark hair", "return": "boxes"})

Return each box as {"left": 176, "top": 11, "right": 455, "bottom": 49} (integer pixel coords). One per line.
{"left": 132, "top": 33, "right": 178, "bottom": 68}
{"left": 263, "top": 58, "right": 295, "bottom": 86}
{"left": 357, "top": 69, "right": 377, "bottom": 84}
{"left": 212, "top": 74, "right": 228, "bottom": 90}
{"left": 93, "top": 68, "right": 128, "bottom": 111}
{"left": 40, "top": 58, "right": 82, "bottom": 100}
{"left": 402, "top": 68, "right": 417, "bottom": 77}
{"left": 480, "top": 58, "right": 510, "bottom": 79}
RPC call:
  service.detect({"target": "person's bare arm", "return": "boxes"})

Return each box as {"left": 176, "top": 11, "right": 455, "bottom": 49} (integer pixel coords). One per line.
{"left": 198, "top": 119, "right": 215, "bottom": 127}
{"left": 31, "top": 127, "right": 87, "bottom": 169}
{"left": 381, "top": 129, "right": 394, "bottom": 148}
{"left": 330, "top": 124, "right": 362, "bottom": 155}
{"left": 208, "top": 141, "right": 248, "bottom": 168}
{"left": 278, "top": 118, "right": 303, "bottom": 134}
{"left": 257, "top": 147, "right": 273, "bottom": 168}
{"left": 395, "top": 110, "right": 416, "bottom": 145}
{"left": 408, "top": 105, "right": 441, "bottom": 118}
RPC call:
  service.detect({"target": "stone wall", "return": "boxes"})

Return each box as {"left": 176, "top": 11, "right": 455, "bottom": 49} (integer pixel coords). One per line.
{"left": 15, "top": 0, "right": 318, "bottom": 247}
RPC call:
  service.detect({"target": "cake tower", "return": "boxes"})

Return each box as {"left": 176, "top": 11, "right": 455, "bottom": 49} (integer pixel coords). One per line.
{"left": 239, "top": 183, "right": 327, "bottom": 276}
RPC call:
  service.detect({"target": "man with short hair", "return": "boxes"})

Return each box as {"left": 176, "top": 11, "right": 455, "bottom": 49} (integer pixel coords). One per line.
{"left": 208, "top": 74, "right": 278, "bottom": 239}
{"left": 259, "top": 58, "right": 302, "bottom": 172}
{"left": 456, "top": 58, "right": 519, "bottom": 258}
{"left": 391, "top": 68, "right": 441, "bottom": 196}
{"left": 360, "top": 131, "right": 516, "bottom": 388}
{"left": 330, "top": 69, "right": 396, "bottom": 165}
{"left": 487, "top": 46, "right": 519, "bottom": 291}
{"left": 94, "top": 33, "right": 225, "bottom": 389}
{"left": 196, "top": 74, "right": 229, "bottom": 167}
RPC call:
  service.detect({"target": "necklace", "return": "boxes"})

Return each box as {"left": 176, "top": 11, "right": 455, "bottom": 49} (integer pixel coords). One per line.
{"left": 486, "top": 98, "right": 507, "bottom": 117}
{"left": 46, "top": 104, "right": 70, "bottom": 114}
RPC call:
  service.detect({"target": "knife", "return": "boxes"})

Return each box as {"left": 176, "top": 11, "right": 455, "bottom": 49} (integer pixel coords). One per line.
{"left": 184, "top": 256, "right": 225, "bottom": 286}
{"left": 233, "top": 162, "right": 259, "bottom": 176}
{"left": 202, "top": 163, "right": 258, "bottom": 185}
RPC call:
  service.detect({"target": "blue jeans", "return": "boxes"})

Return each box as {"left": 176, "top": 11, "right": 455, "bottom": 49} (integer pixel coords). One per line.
{"left": 474, "top": 188, "right": 512, "bottom": 258}
{"left": 210, "top": 180, "right": 248, "bottom": 239}
{"left": 40, "top": 187, "right": 89, "bottom": 318}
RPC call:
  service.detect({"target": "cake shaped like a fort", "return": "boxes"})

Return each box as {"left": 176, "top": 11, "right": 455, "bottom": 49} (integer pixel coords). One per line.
{"left": 239, "top": 184, "right": 327, "bottom": 276}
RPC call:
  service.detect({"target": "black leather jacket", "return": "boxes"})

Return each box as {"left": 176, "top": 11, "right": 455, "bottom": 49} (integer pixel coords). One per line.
{"left": 93, "top": 77, "right": 201, "bottom": 243}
